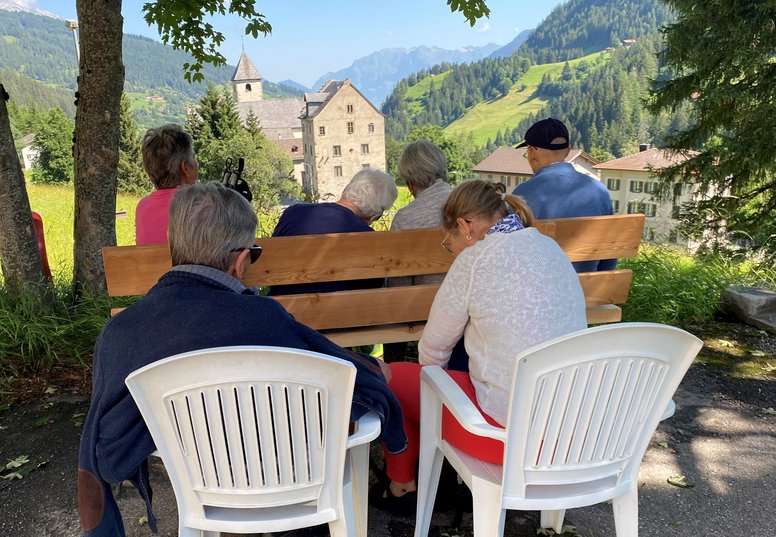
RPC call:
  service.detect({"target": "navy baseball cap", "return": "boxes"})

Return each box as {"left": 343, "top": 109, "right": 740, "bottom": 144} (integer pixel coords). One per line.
{"left": 515, "top": 118, "right": 570, "bottom": 150}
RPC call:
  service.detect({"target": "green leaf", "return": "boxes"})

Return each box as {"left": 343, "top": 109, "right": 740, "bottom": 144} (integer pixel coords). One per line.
{"left": 44, "top": 385, "right": 58, "bottom": 395}
{"left": 4, "top": 456, "right": 29, "bottom": 470}
{"left": 717, "top": 339, "right": 735, "bottom": 348}
{"left": 667, "top": 475, "right": 694, "bottom": 488}
{"left": 138, "top": 515, "right": 148, "bottom": 526}
{"left": 762, "top": 407, "right": 776, "bottom": 415}
{"left": 749, "top": 350, "right": 766, "bottom": 357}
{"left": 2, "top": 472, "right": 22, "bottom": 480}
{"left": 34, "top": 415, "right": 51, "bottom": 427}
{"left": 657, "top": 441, "right": 669, "bottom": 448}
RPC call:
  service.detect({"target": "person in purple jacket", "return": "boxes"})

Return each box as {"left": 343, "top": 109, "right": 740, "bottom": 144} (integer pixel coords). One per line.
{"left": 513, "top": 117, "right": 615, "bottom": 272}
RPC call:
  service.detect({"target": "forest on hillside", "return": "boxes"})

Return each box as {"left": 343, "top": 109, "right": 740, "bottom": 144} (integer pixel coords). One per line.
{"left": 518, "top": 0, "right": 674, "bottom": 62}
{"left": 383, "top": 55, "right": 531, "bottom": 140}
{"left": 0, "top": 10, "right": 302, "bottom": 132}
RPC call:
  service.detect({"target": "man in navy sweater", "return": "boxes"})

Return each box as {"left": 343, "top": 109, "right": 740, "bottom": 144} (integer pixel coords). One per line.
{"left": 513, "top": 118, "right": 616, "bottom": 272}
{"left": 270, "top": 168, "right": 397, "bottom": 295}
{"left": 77, "top": 182, "right": 406, "bottom": 537}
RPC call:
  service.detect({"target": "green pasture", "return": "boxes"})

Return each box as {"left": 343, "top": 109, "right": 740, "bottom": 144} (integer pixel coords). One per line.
{"left": 445, "top": 51, "right": 609, "bottom": 145}
{"left": 404, "top": 71, "right": 452, "bottom": 115}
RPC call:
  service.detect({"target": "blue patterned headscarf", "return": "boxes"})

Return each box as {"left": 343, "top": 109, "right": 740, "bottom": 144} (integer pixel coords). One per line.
{"left": 486, "top": 213, "right": 524, "bottom": 235}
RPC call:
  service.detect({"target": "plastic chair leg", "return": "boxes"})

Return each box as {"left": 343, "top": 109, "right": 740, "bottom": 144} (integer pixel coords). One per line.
{"left": 414, "top": 447, "right": 445, "bottom": 537}
{"left": 612, "top": 485, "right": 639, "bottom": 537}
{"left": 328, "top": 517, "right": 348, "bottom": 537}
{"left": 470, "top": 483, "right": 505, "bottom": 537}
{"left": 540, "top": 509, "right": 566, "bottom": 533}
{"left": 348, "top": 443, "right": 370, "bottom": 537}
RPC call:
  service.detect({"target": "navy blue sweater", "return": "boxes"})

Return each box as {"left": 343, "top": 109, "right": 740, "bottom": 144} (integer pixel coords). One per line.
{"left": 78, "top": 269, "right": 406, "bottom": 536}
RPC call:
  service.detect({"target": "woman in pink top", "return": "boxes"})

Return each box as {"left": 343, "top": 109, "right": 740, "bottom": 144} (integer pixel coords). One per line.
{"left": 135, "top": 124, "right": 199, "bottom": 245}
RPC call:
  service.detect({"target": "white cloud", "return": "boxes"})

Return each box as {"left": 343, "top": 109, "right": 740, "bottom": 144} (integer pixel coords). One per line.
{"left": 476, "top": 22, "right": 491, "bottom": 33}
{"left": 15, "top": 0, "right": 38, "bottom": 7}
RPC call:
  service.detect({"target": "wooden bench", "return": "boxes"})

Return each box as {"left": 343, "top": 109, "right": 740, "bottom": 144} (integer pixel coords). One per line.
{"left": 103, "top": 214, "right": 645, "bottom": 347}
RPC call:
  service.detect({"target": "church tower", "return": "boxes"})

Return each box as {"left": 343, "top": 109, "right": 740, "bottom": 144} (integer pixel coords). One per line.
{"left": 231, "top": 52, "right": 263, "bottom": 103}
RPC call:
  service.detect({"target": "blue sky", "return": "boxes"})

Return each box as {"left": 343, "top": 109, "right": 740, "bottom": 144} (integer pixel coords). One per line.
{"left": 29, "top": 0, "right": 564, "bottom": 87}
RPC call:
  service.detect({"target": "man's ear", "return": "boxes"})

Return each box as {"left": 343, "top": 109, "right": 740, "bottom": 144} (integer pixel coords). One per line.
{"left": 226, "top": 249, "right": 250, "bottom": 279}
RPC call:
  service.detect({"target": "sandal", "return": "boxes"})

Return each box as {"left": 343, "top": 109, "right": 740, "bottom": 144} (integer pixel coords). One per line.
{"left": 368, "top": 481, "right": 418, "bottom": 518}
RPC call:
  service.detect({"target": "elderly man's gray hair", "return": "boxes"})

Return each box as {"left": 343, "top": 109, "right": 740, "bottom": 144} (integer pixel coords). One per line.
{"left": 168, "top": 182, "right": 258, "bottom": 271}
{"left": 397, "top": 139, "right": 448, "bottom": 192}
{"left": 342, "top": 168, "right": 399, "bottom": 221}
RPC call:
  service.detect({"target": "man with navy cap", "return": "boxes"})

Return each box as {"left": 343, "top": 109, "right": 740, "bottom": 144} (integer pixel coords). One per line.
{"left": 513, "top": 117, "right": 615, "bottom": 272}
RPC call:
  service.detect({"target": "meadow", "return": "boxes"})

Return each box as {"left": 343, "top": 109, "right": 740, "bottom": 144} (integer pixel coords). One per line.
{"left": 444, "top": 51, "right": 609, "bottom": 145}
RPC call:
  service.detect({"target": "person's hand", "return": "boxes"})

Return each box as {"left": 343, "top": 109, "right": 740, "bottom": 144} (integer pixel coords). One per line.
{"left": 378, "top": 359, "right": 392, "bottom": 383}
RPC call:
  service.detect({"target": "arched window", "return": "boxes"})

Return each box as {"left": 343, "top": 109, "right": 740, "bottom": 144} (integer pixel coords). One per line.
{"left": 245, "top": 83, "right": 252, "bottom": 92}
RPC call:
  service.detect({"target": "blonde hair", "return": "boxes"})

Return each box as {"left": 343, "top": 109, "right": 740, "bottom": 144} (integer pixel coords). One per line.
{"left": 441, "top": 179, "right": 534, "bottom": 231}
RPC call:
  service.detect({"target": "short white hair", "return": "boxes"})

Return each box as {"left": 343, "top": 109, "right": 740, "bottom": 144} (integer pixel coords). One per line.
{"left": 341, "top": 168, "right": 398, "bottom": 220}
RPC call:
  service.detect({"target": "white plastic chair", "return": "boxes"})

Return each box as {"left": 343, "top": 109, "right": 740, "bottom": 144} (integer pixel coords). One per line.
{"left": 414, "top": 323, "right": 703, "bottom": 537}
{"left": 125, "top": 346, "right": 381, "bottom": 537}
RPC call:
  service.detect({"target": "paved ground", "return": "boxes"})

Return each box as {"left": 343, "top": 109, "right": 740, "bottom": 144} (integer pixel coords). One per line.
{"left": 1, "top": 361, "right": 774, "bottom": 537}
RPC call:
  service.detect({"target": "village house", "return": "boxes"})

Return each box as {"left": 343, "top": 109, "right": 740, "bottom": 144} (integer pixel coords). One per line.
{"left": 473, "top": 146, "right": 600, "bottom": 190}
{"left": 300, "top": 80, "right": 386, "bottom": 199}
{"left": 595, "top": 145, "right": 695, "bottom": 244}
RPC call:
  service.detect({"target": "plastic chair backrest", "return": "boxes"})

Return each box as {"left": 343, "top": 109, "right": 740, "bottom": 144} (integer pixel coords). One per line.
{"left": 501, "top": 323, "right": 702, "bottom": 501}
{"left": 125, "top": 346, "right": 356, "bottom": 523}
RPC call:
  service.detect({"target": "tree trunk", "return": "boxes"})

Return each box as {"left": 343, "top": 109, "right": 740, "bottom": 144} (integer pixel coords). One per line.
{"left": 72, "top": 0, "right": 124, "bottom": 295}
{"left": 0, "top": 85, "right": 50, "bottom": 298}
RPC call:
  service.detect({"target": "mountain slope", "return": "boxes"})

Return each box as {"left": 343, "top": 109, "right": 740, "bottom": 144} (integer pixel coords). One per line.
{"left": 0, "top": 9, "right": 302, "bottom": 129}
{"left": 444, "top": 51, "right": 608, "bottom": 145}
{"left": 488, "top": 30, "right": 532, "bottom": 59}
{"left": 519, "top": 0, "right": 673, "bottom": 62}
{"left": 311, "top": 43, "right": 500, "bottom": 107}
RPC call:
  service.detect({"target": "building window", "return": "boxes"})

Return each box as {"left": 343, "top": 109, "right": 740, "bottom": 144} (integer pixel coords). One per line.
{"left": 643, "top": 203, "right": 657, "bottom": 217}
{"left": 347, "top": 121, "right": 354, "bottom": 134}
{"left": 645, "top": 181, "right": 657, "bottom": 194}
{"left": 669, "top": 229, "right": 679, "bottom": 243}
{"left": 629, "top": 180, "right": 644, "bottom": 193}
{"left": 361, "top": 144, "right": 369, "bottom": 155}
{"left": 607, "top": 178, "right": 621, "bottom": 191}
{"left": 334, "top": 166, "right": 343, "bottom": 177}
{"left": 612, "top": 200, "right": 620, "bottom": 213}
{"left": 674, "top": 183, "right": 683, "bottom": 197}
{"left": 319, "top": 126, "right": 326, "bottom": 136}
{"left": 245, "top": 83, "right": 252, "bottom": 92}
{"left": 627, "top": 201, "right": 641, "bottom": 214}
{"left": 487, "top": 174, "right": 493, "bottom": 179}
{"left": 672, "top": 205, "right": 682, "bottom": 219}
{"left": 642, "top": 227, "right": 655, "bottom": 241}
{"left": 347, "top": 104, "right": 354, "bottom": 113}
{"left": 368, "top": 123, "right": 375, "bottom": 133}
{"left": 333, "top": 145, "right": 342, "bottom": 157}
{"left": 363, "top": 164, "right": 370, "bottom": 169}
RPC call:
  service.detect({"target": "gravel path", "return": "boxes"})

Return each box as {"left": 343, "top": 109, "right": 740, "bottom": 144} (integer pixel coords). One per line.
{"left": 1, "top": 361, "right": 774, "bottom": 537}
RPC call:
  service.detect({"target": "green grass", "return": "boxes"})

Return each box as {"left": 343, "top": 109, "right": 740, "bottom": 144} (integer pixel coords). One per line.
{"left": 404, "top": 71, "right": 452, "bottom": 115}
{"left": 621, "top": 244, "right": 776, "bottom": 325}
{"left": 445, "top": 51, "right": 609, "bottom": 145}
{"left": 28, "top": 184, "right": 140, "bottom": 279}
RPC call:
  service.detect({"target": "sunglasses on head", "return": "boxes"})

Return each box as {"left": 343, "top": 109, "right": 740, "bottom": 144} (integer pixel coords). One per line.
{"left": 231, "top": 244, "right": 263, "bottom": 264}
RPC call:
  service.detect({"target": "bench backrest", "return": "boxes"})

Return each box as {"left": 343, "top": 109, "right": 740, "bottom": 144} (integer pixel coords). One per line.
{"left": 103, "top": 214, "right": 645, "bottom": 346}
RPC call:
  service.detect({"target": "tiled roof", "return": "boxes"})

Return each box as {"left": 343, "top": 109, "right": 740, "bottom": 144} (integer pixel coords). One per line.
{"left": 272, "top": 138, "right": 304, "bottom": 161}
{"left": 232, "top": 52, "right": 262, "bottom": 82}
{"left": 595, "top": 148, "right": 694, "bottom": 171}
{"left": 301, "top": 80, "right": 382, "bottom": 119}
{"left": 473, "top": 147, "right": 599, "bottom": 175}
{"left": 235, "top": 99, "right": 304, "bottom": 139}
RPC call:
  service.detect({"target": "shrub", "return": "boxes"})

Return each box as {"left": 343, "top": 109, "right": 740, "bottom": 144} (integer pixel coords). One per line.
{"left": 620, "top": 245, "right": 775, "bottom": 325}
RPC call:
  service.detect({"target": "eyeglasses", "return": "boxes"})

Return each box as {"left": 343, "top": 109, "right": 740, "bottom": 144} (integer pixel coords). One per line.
{"left": 231, "top": 244, "right": 263, "bottom": 264}
{"left": 440, "top": 232, "right": 453, "bottom": 254}
{"left": 522, "top": 146, "right": 533, "bottom": 160}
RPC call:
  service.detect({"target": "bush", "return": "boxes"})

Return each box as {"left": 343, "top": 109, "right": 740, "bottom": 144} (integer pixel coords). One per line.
{"left": 620, "top": 245, "right": 776, "bottom": 325}
{"left": 0, "top": 280, "right": 125, "bottom": 372}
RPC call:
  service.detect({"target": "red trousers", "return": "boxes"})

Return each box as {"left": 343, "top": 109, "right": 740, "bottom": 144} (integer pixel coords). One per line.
{"left": 385, "top": 362, "right": 505, "bottom": 483}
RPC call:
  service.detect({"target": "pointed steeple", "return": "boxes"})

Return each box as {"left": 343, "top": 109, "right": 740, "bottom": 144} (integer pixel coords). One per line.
{"left": 232, "top": 52, "right": 262, "bottom": 82}
{"left": 231, "top": 52, "right": 263, "bottom": 103}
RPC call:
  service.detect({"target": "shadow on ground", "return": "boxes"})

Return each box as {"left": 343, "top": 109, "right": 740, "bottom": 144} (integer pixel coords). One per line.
{"left": 1, "top": 348, "right": 774, "bottom": 536}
